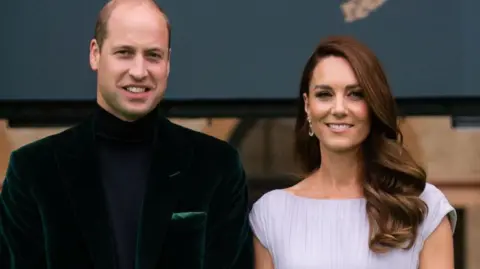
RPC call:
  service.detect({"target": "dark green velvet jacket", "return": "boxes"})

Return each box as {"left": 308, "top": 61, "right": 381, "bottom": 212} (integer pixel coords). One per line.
{"left": 0, "top": 115, "right": 253, "bottom": 269}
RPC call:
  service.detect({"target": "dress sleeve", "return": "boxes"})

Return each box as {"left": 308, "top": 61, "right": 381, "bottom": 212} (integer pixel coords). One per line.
{"left": 420, "top": 183, "right": 457, "bottom": 241}
{"left": 249, "top": 194, "right": 270, "bottom": 249}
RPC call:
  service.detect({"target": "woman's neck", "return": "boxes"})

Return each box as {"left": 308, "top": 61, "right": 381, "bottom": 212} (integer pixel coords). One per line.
{"left": 315, "top": 147, "right": 364, "bottom": 195}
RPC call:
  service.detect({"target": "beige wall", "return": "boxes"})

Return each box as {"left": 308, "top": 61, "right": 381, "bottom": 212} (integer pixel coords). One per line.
{"left": 0, "top": 121, "right": 10, "bottom": 180}
{"left": 399, "top": 117, "right": 480, "bottom": 208}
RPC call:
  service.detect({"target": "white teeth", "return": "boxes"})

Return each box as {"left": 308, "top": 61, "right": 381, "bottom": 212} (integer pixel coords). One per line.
{"left": 125, "top": 87, "right": 146, "bottom": 93}
{"left": 328, "top": 124, "right": 352, "bottom": 130}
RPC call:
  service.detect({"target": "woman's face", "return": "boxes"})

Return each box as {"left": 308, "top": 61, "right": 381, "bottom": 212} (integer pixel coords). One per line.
{"left": 303, "top": 56, "right": 371, "bottom": 153}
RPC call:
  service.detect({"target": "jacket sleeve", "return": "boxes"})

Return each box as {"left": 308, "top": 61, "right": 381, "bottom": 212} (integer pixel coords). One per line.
{"left": 204, "top": 149, "right": 254, "bottom": 269}
{"left": 0, "top": 152, "right": 45, "bottom": 268}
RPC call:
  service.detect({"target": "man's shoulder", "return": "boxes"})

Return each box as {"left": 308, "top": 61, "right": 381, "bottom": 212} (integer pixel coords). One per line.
{"left": 5, "top": 125, "right": 79, "bottom": 187}
{"left": 12, "top": 124, "right": 78, "bottom": 161}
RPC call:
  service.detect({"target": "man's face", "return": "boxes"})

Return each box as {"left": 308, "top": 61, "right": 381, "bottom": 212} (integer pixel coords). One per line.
{"left": 89, "top": 2, "right": 170, "bottom": 121}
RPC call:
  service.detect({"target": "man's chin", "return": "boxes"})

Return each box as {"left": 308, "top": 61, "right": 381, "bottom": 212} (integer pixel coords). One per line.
{"left": 118, "top": 106, "right": 156, "bottom": 121}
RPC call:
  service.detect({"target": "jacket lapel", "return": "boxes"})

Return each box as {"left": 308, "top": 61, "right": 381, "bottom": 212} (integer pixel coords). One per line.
{"left": 135, "top": 117, "right": 194, "bottom": 269}
{"left": 55, "top": 117, "right": 117, "bottom": 269}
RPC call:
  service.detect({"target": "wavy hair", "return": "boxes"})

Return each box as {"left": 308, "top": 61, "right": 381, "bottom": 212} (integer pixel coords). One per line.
{"left": 294, "top": 36, "right": 428, "bottom": 253}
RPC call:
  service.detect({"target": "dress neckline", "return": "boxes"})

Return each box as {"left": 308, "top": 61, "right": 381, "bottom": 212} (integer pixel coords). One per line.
{"left": 278, "top": 189, "right": 365, "bottom": 202}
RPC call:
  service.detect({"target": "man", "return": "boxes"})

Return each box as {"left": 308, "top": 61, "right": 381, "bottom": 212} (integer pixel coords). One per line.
{"left": 0, "top": 1, "right": 253, "bottom": 268}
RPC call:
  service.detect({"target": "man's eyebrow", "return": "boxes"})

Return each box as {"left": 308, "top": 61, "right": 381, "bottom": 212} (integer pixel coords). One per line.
{"left": 111, "top": 45, "right": 133, "bottom": 50}
{"left": 145, "top": 47, "right": 167, "bottom": 54}
{"left": 110, "top": 45, "right": 168, "bottom": 53}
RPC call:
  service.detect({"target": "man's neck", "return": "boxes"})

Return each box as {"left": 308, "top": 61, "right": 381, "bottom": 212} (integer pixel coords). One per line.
{"left": 94, "top": 105, "right": 157, "bottom": 143}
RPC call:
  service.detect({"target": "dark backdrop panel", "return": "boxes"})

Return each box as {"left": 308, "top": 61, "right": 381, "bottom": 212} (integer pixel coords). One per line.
{"left": 1, "top": 0, "right": 479, "bottom": 101}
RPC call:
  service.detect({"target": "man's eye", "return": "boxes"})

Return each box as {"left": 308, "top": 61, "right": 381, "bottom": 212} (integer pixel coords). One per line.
{"left": 148, "top": 52, "right": 162, "bottom": 59}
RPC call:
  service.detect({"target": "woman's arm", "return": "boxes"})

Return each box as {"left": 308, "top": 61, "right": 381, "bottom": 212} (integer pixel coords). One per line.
{"left": 419, "top": 216, "right": 455, "bottom": 269}
{"left": 253, "top": 236, "right": 274, "bottom": 269}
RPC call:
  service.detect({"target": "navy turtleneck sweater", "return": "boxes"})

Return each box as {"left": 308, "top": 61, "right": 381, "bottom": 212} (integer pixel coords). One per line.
{"left": 93, "top": 106, "right": 157, "bottom": 269}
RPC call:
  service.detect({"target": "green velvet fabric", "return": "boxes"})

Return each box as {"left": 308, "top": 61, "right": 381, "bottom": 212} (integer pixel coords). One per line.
{"left": 0, "top": 115, "right": 253, "bottom": 269}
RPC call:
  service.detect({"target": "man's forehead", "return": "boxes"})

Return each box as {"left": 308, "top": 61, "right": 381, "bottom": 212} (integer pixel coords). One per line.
{"left": 107, "top": 0, "right": 167, "bottom": 23}
{"left": 104, "top": 24, "right": 169, "bottom": 51}
{"left": 106, "top": 3, "right": 168, "bottom": 35}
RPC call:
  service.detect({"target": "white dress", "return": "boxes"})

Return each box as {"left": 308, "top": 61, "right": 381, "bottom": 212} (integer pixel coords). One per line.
{"left": 249, "top": 183, "right": 457, "bottom": 269}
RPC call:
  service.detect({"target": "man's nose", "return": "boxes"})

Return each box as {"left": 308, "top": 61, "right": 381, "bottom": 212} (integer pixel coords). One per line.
{"left": 128, "top": 56, "right": 148, "bottom": 80}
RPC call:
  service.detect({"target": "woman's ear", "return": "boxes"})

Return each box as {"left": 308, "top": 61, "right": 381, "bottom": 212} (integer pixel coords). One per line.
{"left": 303, "top": 93, "right": 310, "bottom": 117}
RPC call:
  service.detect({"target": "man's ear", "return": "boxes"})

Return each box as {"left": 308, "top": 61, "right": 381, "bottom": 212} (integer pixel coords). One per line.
{"left": 89, "top": 39, "right": 100, "bottom": 71}
{"left": 166, "top": 48, "right": 171, "bottom": 77}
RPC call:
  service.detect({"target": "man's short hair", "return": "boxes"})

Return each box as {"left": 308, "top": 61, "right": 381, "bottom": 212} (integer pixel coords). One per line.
{"left": 93, "top": 0, "right": 171, "bottom": 50}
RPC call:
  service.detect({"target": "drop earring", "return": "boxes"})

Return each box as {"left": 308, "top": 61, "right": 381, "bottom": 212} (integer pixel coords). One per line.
{"left": 307, "top": 117, "right": 314, "bottom": 137}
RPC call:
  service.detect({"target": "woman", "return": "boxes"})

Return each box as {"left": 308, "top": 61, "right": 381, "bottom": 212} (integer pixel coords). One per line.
{"left": 249, "top": 36, "right": 456, "bottom": 269}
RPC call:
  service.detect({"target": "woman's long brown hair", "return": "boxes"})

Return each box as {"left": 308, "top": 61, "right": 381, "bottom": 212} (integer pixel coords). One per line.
{"left": 294, "top": 36, "right": 428, "bottom": 252}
